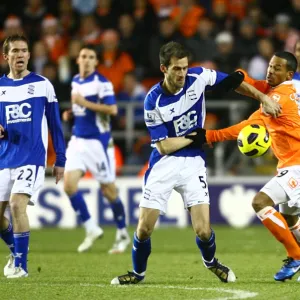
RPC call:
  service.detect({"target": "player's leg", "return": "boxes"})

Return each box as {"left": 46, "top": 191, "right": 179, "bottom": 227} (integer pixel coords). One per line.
{"left": 280, "top": 204, "right": 300, "bottom": 245}
{"left": 7, "top": 193, "right": 30, "bottom": 278}
{"left": 101, "top": 182, "right": 130, "bottom": 254}
{"left": 0, "top": 169, "right": 15, "bottom": 276}
{"left": 111, "top": 207, "right": 160, "bottom": 285}
{"left": 64, "top": 170, "right": 103, "bottom": 252}
{"left": 111, "top": 155, "right": 176, "bottom": 285}
{"left": 189, "top": 204, "right": 236, "bottom": 282}
{"left": 0, "top": 202, "right": 15, "bottom": 276}
{"left": 255, "top": 178, "right": 300, "bottom": 281}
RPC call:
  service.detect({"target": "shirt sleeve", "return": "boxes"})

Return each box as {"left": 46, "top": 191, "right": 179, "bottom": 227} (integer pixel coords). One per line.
{"left": 206, "top": 110, "right": 264, "bottom": 143}
{"left": 144, "top": 96, "right": 168, "bottom": 143}
{"left": 98, "top": 80, "right": 116, "bottom": 105}
{"left": 45, "top": 80, "right": 66, "bottom": 167}
{"left": 237, "top": 69, "right": 270, "bottom": 94}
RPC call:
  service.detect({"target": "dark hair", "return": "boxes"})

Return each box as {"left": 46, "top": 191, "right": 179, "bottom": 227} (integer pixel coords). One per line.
{"left": 159, "top": 41, "right": 190, "bottom": 67}
{"left": 3, "top": 34, "right": 29, "bottom": 54}
{"left": 274, "top": 51, "right": 297, "bottom": 72}
{"left": 79, "top": 44, "right": 99, "bottom": 59}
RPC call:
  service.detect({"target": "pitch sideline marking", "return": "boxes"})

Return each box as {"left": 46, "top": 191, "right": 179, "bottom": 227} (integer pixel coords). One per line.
{"left": 81, "top": 283, "right": 258, "bottom": 300}
{"left": 4, "top": 282, "right": 258, "bottom": 300}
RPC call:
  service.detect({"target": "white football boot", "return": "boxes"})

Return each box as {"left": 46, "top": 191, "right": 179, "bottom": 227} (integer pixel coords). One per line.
{"left": 7, "top": 267, "right": 28, "bottom": 278}
{"left": 77, "top": 226, "right": 104, "bottom": 253}
{"left": 4, "top": 254, "right": 15, "bottom": 277}
{"left": 108, "top": 229, "right": 131, "bottom": 254}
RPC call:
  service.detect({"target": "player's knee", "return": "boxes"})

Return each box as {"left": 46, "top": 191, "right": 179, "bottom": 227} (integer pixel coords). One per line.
{"left": 252, "top": 192, "right": 273, "bottom": 213}
{"left": 64, "top": 182, "right": 77, "bottom": 196}
{"left": 194, "top": 225, "right": 211, "bottom": 241}
{"left": 282, "top": 214, "right": 299, "bottom": 227}
{"left": 136, "top": 224, "right": 153, "bottom": 240}
{"left": 101, "top": 184, "right": 117, "bottom": 201}
{"left": 9, "top": 201, "right": 24, "bottom": 216}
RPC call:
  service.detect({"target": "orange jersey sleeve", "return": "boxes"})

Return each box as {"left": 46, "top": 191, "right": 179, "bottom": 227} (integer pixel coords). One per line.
{"left": 206, "top": 110, "right": 264, "bottom": 143}
{"left": 237, "top": 69, "right": 270, "bottom": 94}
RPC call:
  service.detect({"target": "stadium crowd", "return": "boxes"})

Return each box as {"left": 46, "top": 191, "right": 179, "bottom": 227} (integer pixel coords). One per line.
{"left": 0, "top": 0, "right": 299, "bottom": 175}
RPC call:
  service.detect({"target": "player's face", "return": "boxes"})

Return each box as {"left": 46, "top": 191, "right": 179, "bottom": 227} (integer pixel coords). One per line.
{"left": 266, "top": 56, "right": 293, "bottom": 87}
{"left": 3, "top": 41, "right": 30, "bottom": 74}
{"left": 77, "top": 49, "right": 98, "bottom": 74}
{"left": 162, "top": 57, "right": 188, "bottom": 90}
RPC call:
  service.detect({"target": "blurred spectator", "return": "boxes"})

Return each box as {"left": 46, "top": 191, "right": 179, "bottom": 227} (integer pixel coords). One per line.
{"left": 170, "top": 0, "right": 205, "bottom": 38}
{"left": 41, "top": 14, "right": 66, "bottom": 63}
{"left": 31, "top": 40, "right": 48, "bottom": 74}
{"left": 235, "top": 18, "right": 258, "bottom": 68}
{"left": 210, "top": 0, "right": 239, "bottom": 34}
{"left": 94, "top": 0, "right": 119, "bottom": 29}
{"left": 77, "top": 15, "right": 102, "bottom": 44}
{"left": 42, "top": 62, "right": 70, "bottom": 103}
{"left": 58, "top": 0, "right": 80, "bottom": 38}
{"left": 271, "top": 13, "right": 293, "bottom": 51}
{"left": 58, "top": 39, "right": 83, "bottom": 83}
{"left": 286, "top": 0, "right": 300, "bottom": 30}
{"left": 148, "top": 0, "right": 177, "bottom": 17}
{"left": 71, "top": 0, "right": 97, "bottom": 15}
{"left": 185, "top": 17, "right": 217, "bottom": 63}
{"left": 118, "top": 14, "right": 145, "bottom": 69}
{"left": 147, "top": 17, "right": 183, "bottom": 77}
{"left": 213, "top": 31, "right": 239, "bottom": 74}
{"left": 246, "top": 4, "right": 271, "bottom": 37}
{"left": 133, "top": 0, "right": 158, "bottom": 38}
{"left": 0, "top": 15, "right": 23, "bottom": 42}
{"left": 22, "top": 0, "right": 47, "bottom": 42}
{"left": 117, "top": 72, "right": 147, "bottom": 129}
{"left": 247, "top": 38, "right": 274, "bottom": 79}
{"left": 97, "top": 29, "right": 135, "bottom": 94}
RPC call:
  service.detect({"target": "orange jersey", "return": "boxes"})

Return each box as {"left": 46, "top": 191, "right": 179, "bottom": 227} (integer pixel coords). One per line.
{"left": 207, "top": 75, "right": 300, "bottom": 169}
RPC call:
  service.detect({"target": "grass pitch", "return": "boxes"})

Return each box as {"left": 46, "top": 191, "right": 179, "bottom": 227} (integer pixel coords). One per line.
{"left": 0, "top": 226, "right": 299, "bottom": 300}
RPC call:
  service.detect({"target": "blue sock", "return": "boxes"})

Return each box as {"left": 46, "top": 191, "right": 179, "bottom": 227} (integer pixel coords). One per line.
{"left": 14, "top": 232, "right": 30, "bottom": 272}
{"left": 196, "top": 229, "right": 216, "bottom": 263}
{"left": 1, "top": 223, "right": 15, "bottom": 255}
{"left": 132, "top": 232, "right": 151, "bottom": 278}
{"left": 110, "top": 197, "right": 126, "bottom": 229}
{"left": 69, "top": 192, "right": 91, "bottom": 222}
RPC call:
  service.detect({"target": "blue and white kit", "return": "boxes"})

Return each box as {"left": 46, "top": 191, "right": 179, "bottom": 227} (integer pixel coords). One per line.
{"left": 0, "top": 72, "right": 66, "bottom": 203}
{"left": 140, "top": 67, "right": 228, "bottom": 214}
{"left": 65, "top": 71, "right": 116, "bottom": 183}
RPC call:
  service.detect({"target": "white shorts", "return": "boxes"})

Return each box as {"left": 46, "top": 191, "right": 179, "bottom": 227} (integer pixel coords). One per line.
{"left": 261, "top": 166, "right": 300, "bottom": 212}
{"left": 140, "top": 156, "right": 210, "bottom": 215}
{"left": 65, "top": 137, "right": 116, "bottom": 183}
{"left": 0, "top": 165, "right": 45, "bottom": 205}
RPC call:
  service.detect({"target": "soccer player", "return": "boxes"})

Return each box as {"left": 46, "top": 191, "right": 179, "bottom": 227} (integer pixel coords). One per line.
{"left": 192, "top": 51, "right": 300, "bottom": 281}
{"left": 62, "top": 45, "right": 130, "bottom": 254}
{"left": 0, "top": 34, "right": 66, "bottom": 278}
{"left": 111, "top": 41, "right": 281, "bottom": 285}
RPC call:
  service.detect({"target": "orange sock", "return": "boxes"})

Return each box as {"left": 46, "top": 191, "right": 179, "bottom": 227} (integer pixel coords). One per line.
{"left": 257, "top": 207, "right": 300, "bottom": 260}
{"left": 289, "top": 218, "right": 300, "bottom": 247}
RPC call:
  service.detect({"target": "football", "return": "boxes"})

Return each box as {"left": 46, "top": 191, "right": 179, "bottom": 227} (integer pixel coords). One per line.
{"left": 237, "top": 124, "right": 271, "bottom": 158}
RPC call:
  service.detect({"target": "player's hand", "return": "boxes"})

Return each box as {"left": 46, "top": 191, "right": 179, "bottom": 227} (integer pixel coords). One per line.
{"left": 53, "top": 166, "right": 64, "bottom": 184}
{"left": 185, "top": 128, "right": 207, "bottom": 147}
{"left": 0, "top": 124, "right": 4, "bottom": 139}
{"left": 72, "top": 93, "right": 86, "bottom": 106}
{"left": 261, "top": 95, "right": 282, "bottom": 117}
{"left": 62, "top": 109, "right": 73, "bottom": 122}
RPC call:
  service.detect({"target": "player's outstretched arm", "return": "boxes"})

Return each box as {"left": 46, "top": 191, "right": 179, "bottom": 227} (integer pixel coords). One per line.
{"left": 156, "top": 136, "right": 194, "bottom": 155}
{"left": 72, "top": 94, "right": 117, "bottom": 116}
{"left": 206, "top": 110, "right": 264, "bottom": 144}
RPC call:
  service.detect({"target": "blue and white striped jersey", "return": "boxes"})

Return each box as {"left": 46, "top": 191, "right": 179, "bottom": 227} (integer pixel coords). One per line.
{"left": 0, "top": 72, "right": 66, "bottom": 168}
{"left": 144, "top": 67, "right": 227, "bottom": 165}
{"left": 71, "top": 71, "right": 116, "bottom": 148}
